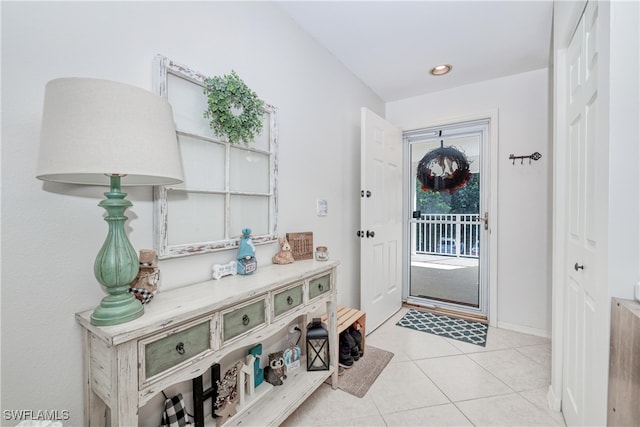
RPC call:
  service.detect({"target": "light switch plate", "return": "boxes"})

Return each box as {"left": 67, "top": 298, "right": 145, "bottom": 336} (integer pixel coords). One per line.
{"left": 316, "top": 199, "right": 328, "bottom": 216}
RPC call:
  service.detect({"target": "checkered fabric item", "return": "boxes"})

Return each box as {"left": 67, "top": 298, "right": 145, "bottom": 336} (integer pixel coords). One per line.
{"left": 161, "top": 393, "right": 191, "bottom": 427}
{"left": 129, "top": 287, "right": 154, "bottom": 304}
{"left": 396, "top": 309, "right": 488, "bottom": 346}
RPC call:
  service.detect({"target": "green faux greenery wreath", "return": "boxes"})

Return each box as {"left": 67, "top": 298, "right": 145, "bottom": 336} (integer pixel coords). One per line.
{"left": 203, "top": 70, "right": 265, "bottom": 144}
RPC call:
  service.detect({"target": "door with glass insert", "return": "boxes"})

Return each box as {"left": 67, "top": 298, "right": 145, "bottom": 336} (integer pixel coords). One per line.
{"left": 406, "top": 120, "right": 489, "bottom": 316}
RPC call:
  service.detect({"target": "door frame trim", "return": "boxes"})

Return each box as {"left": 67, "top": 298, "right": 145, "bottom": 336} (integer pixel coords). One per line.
{"left": 549, "top": 46, "right": 568, "bottom": 413}
{"left": 401, "top": 110, "right": 498, "bottom": 327}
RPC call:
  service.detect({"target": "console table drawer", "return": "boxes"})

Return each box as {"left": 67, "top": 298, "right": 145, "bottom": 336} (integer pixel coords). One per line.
{"left": 309, "top": 274, "right": 331, "bottom": 300}
{"left": 143, "top": 320, "right": 211, "bottom": 380}
{"left": 223, "top": 299, "right": 266, "bottom": 342}
{"left": 273, "top": 283, "right": 304, "bottom": 318}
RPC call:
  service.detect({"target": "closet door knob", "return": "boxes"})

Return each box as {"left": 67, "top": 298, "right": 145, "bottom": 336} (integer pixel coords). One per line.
{"left": 574, "top": 263, "right": 584, "bottom": 271}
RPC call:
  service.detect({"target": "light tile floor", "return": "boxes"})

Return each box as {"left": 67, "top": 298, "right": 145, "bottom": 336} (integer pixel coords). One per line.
{"left": 282, "top": 307, "right": 566, "bottom": 427}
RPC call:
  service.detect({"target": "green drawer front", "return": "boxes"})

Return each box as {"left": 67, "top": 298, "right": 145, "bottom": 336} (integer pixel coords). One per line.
{"left": 273, "top": 284, "right": 304, "bottom": 318}
{"left": 309, "top": 274, "right": 331, "bottom": 300}
{"left": 145, "top": 321, "right": 210, "bottom": 379}
{"left": 223, "top": 299, "right": 266, "bottom": 342}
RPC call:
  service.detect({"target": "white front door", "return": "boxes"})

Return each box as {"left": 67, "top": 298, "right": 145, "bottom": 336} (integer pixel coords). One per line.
{"left": 562, "top": 2, "right": 607, "bottom": 425}
{"left": 360, "top": 108, "right": 403, "bottom": 332}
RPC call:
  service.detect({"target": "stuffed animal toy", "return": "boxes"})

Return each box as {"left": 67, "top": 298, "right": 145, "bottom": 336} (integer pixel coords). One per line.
{"left": 272, "top": 237, "right": 295, "bottom": 265}
{"left": 129, "top": 249, "right": 159, "bottom": 304}
{"left": 263, "top": 351, "right": 287, "bottom": 386}
{"left": 237, "top": 228, "right": 257, "bottom": 275}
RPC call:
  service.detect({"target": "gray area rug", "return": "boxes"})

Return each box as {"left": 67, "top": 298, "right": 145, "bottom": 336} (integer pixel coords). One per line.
{"left": 327, "top": 345, "right": 394, "bottom": 398}
{"left": 397, "top": 309, "right": 488, "bottom": 346}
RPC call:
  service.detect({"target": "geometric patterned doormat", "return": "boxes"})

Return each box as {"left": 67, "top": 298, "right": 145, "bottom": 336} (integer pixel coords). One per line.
{"left": 396, "top": 309, "right": 488, "bottom": 347}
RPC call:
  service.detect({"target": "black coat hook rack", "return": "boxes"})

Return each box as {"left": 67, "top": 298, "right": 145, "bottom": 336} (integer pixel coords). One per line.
{"left": 509, "top": 152, "right": 542, "bottom": 165}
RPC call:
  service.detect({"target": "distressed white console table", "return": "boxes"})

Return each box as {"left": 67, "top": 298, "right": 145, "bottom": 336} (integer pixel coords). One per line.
{"left": 76, "top": 260, "right": 339, "bottom": 426}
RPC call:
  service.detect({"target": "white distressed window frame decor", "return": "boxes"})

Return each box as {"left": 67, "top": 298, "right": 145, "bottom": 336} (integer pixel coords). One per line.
{"left": 153, "top": 55, "right": 278, "bottom": 259}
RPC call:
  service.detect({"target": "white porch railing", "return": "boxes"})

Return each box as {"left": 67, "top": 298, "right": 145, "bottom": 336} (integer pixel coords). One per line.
{"left": 412, "top": 213, "right": 480, "bottom": 258}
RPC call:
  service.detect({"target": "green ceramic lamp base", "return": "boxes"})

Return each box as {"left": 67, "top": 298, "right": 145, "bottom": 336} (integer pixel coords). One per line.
{"left": 91, "top": 293, "right": 144, "bottom": 326}
{"left": 90, "top": 175, "right": 144, "bottom": 326}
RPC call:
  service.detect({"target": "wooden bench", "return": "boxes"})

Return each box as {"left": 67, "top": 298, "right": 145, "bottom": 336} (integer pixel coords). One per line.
{"left": 323, "top": 306, "right": 366, "bottom": 352}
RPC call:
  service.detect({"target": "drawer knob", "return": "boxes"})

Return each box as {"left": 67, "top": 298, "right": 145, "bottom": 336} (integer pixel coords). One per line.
{"left": 287, "top": 296, "right": 294, "bottom": 305}
{"left": 175, "top": 342, "right": 185, "bottom": 355}
{"left": 318, "top": 283, "right": 324, "bottom": 291}
{"left": 242, "top": 314, "right": 250, "bottom": 325}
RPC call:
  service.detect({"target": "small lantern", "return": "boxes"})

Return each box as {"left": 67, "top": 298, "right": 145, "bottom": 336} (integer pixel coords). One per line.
{"left": 306, "top": 318, "right": 330, "bottom": 371}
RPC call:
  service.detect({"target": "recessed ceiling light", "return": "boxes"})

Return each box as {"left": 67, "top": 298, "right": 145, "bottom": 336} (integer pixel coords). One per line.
{"left": 430, "top": 64, "right": 452, "bottom": 76}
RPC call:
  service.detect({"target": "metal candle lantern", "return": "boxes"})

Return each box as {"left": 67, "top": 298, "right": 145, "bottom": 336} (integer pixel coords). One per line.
{"left": 306, "top": 318, "right": 330, "bottom": 371}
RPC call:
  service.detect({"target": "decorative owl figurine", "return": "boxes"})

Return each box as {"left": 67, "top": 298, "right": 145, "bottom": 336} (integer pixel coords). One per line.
{"left": 263, "top": 351, "right": 287, "bottom": 386}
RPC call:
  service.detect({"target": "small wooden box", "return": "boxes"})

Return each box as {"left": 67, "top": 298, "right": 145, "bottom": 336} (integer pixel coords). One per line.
{"left": 286, "top": 232, "right": 313, "bottom": 260}
{"left": 323, "top": 306, "right": 366, "bottom": 352}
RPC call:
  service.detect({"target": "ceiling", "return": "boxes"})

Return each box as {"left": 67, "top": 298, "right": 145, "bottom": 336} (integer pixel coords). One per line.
{"left": 277, "top": 1, "right": 554, "bottom": 102}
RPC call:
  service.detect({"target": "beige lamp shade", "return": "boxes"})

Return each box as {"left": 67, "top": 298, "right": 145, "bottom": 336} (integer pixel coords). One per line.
{"left": 36, "top": 77, "right": 184, "bottom": 186}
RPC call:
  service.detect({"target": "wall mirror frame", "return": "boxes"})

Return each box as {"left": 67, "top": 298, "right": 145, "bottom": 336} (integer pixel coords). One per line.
{"left": 152, "top": 55, "right": 278, "bottom": 259}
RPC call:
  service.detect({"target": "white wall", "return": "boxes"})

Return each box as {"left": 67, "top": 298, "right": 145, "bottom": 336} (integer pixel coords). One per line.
{"left": 386, "top": 69, "right": 552, "bottom": 335}
{"left": 1, "top": 2, "right": 383, "bottom": 425}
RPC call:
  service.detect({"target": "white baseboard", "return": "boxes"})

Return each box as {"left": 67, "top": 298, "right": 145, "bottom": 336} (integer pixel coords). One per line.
{"left": 496, "top": 320, "right": 551, "bottom": 339}
{"left": 547, "top": 384, "right": 562, "bottom": 412}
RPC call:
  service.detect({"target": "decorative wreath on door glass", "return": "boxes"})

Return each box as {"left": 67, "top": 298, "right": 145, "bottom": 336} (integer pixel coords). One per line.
{"left": 203, "top": 70, "right": 265, "bottom": 144}
{"left": 417, "top": 145, "right": 472, "bottom": 193}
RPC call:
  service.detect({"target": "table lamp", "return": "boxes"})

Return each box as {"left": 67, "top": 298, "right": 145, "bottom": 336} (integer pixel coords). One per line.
{"left": 36, "top": 78, "right": 184, "bottom": 326}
